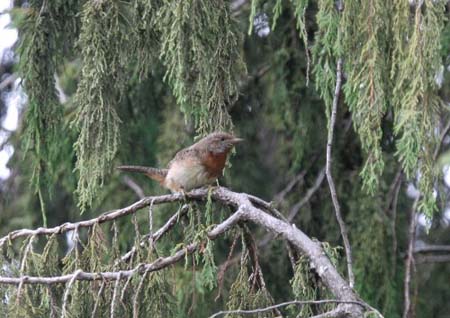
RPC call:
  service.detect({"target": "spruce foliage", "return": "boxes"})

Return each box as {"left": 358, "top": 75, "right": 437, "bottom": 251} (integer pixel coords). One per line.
{"left": 1, "top": 0, "right": 449, "bottom": 317}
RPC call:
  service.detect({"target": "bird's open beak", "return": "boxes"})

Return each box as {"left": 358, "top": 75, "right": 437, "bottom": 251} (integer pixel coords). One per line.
{"left": 230, "top": 137, "right": 244, "bottom": 144}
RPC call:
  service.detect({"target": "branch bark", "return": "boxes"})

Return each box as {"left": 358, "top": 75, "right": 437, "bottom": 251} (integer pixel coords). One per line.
{"left": 209, "top": 300, "right": 374, "bottom": 318}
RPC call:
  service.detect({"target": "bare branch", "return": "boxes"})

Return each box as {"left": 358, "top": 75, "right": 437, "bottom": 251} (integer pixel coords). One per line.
{"left": 121, "top": 176, "right": 145, "bottom": 199}
{"left": 110, "top": 273, "right": 121, "bottom": 318}
{"left": 0, "top": 187, "right": 374, "bottom": 317}
{"left": 274, "top": 170, "right": 308, "bottom": 203}
{"left": 61, "top": 269, "right": 83, "bottom": 318}
{"left": 309, "top": 307, "right": 347, "bottom": 318}
{"left": 433, "top": 117, "right": 450, "bottom": 160}
{"left": 0, "top": 244, "right": 198, "bottom": 285}
{"left": 288, "top": 167, "right": 326, "bottom": 221}
{"left": 414, "top": 244, "right": 450, "bottom": 254}
{"left": 385, "top": 168, "right": 403, "bottom": 271}
{"left": 209, "top": 299, "right": 377, "bottom": 318}
{"left": 0, "top": 191, "right": 202, "bottom": 248}
{"left": 118, "top": 204, "right": 190, "bottom": 265}
{"left": 325, "top": 57, "right": 355, "bottom": 288}
{"left": 91, "top": 280, "right": 106, "bottom": 318}
{"left": 403, "top": 199, "right": 418, "bottom": 318}
{"left": 416, "top": 254, "right": 450, "bottom": 264}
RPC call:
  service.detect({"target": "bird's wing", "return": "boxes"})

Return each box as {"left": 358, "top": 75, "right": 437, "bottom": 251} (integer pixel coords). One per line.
{"left": 167, "top": 147, "right": 203, "bottom": 169}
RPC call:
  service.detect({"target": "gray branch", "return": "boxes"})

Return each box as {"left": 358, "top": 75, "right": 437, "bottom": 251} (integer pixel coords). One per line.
{"left": 0, "top": 187, "right": 372, "bottom": 317}
{"left": 325, "top": 57, "right": 355, "bottom": 288}
{"left": 209, "top": 300, "right": 378, "bottom": 318}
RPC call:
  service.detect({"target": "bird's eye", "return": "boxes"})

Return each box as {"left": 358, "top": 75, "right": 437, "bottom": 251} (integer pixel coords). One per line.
{"left": 221, "top": 137, "right": 225, "bottom": 141}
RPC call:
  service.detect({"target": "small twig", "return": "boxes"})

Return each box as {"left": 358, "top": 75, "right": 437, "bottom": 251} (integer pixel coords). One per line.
{"left": 247, "top": 195, "right": 288, "bottom": 222}
{"left": 325, "top": 57, "right": 355, "bottom": 288}
{"left": 91, "top": 279, "right": 106, "bottom": 318}
{"left": 117, "top": 205, "right": 188, "bottom": 266}
{"left": 110, "top": 273, "right": 122, "bottom": 318}
{"left": 274, "top": 170, "right": 308, "bottom": 203}
{"left": 403, "top": 199, "right": 418, "bottom": 318}
{"left": 384, "top": 168, "right": 403, "bottom": 272}
{"left": 20, "top": 235, "right": 35, "bottom": 273}
{"left": 308, "top": 307, "right": 344, "bottom": 318}
{"left": 148, "top": 199, "right": 155, "bottom": 247}
{"left": 215, "top": 232, "right": 240, "bottom": 301}
{"left": 121, "top": 176, "right": 145, "bottom": 199}
{"left": 47, "top": 286, "right": 58, "bottom": 318}
{"left": 255, "top": 167, "right": 326, "bottom": 249}
{"left": 288, "top": 168, "right": 326, "bottom": 221}
{"left": 413, "top": 245, "right": 450, "bottom": 253}
{"left": 15, "top": 276, "right": 26, "bottom": 308}
{"left": 416, "top": 254, "right": 450, "bottom": 264}
{"left": 61, "top": 269, "right": 83, "bottom": 318}
{"left": 433, "top": 118, "right": 450, "bottom": 161}
{"left": 133, "top": 269, "right": 149, "bottom": 318}
{"left": 120, "top": 272, "right": 134, "bottom": 304}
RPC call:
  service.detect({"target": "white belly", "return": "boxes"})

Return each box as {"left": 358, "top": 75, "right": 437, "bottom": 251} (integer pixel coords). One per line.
{"left": 165, "top": 161, "right": 213, "bottom": 191}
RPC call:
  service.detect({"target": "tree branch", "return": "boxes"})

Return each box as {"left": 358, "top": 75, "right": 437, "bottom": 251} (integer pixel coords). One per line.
{"left": 0, "top": 243, "right": 198, "bottom": 285}
{"left": 0, "top": 191, "right": 203, "bottom": 247}
{"left": 288, "top": 167, "right": 326, "bottom": 221}
{"left": 403, "top": 199, "right": 418, "bottom": 318}
{"left": 414, "top": 244, "right": 450, "bottom": 254}
{"left": 118, "top": 204, "right": 190, "bottom": 265}
{"left": 325, "top": 57, "right": 355, "bottom": 288}
{"left": 416, "top": 254, "right": 450, "bottom": 264}
{"left": 121, "top": 176, "right": 145, "bottom": 199}
{"left": 0, "top": 187, "right": 373, "bottom": 317}
{"left": 209, "top": 299, "right": 380, "bottom": 318}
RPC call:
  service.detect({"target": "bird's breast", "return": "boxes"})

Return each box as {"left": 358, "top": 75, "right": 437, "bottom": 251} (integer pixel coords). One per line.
{"left": 164, "top": 151, "right": 229, "bottom": 192}
{"left": 164, "top": 157, "right": 213, "bottom": 191}
{"left": 202, "top": 151, "right": 227, "bottom": 178}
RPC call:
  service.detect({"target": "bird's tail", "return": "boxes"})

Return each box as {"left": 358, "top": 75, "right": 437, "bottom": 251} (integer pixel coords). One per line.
{"left": 117, "top": 165, "right": 168, "bottom": 184}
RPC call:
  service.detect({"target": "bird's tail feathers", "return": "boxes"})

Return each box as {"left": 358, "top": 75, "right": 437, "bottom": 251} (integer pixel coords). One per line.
{"left": 117, "top": 165, "right": 168, "bottom": 184}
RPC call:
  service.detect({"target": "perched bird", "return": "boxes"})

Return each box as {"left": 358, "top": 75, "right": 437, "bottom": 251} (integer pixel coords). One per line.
{"left": 117, "top": 132, "right": 243, "bottom": 192}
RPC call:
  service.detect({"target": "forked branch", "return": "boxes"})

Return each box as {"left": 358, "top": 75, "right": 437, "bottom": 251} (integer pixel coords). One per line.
{"left": 0, "top": 187, "right": 369, "bottom": 317}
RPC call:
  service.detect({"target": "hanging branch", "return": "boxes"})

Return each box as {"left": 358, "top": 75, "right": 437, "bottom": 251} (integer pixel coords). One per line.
{"left": 0, "top": 187, "right": 371, "bottom": 317}
{"left": 325, "top": 57, "right": 355, "bottom": 288}
{"left": 403, "top": 117, "right": 450, "bottom": 318}
{"left": 403, "top": 199, "right": 418, "bottom": 318}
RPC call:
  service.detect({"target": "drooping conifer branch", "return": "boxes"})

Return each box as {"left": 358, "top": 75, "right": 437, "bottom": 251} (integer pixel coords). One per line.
{"left": 73, "top": 0, "right": 128, "bottom": 212}
{"left": 158, "top": 0, "right": 245, "bottom": 134}
{"left": 392, "top": 0, "right": 446, "bottom": 219}
{"left": 0, "top": 187, "right": 371, "bottom": 317}
{"left": 342, "top": 0, "right": 388, "bottom": 192}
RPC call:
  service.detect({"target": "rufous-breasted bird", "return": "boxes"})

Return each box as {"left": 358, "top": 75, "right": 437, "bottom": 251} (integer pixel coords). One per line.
{"left": 117, "top": 132, "right": 243, "bottom": 192}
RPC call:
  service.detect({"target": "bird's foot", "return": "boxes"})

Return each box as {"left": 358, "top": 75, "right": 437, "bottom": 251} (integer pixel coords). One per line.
{"left": 173, "top": 188, "right": 187, "bottom": 201}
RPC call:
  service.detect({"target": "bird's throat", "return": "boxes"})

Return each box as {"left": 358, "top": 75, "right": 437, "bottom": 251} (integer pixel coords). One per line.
{"left": 203, "top": 151, "right": 227, "bottom": 178}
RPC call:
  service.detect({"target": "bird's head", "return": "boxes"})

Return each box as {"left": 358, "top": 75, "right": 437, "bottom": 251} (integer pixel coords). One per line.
{"left": 201, "top": 132, "right": 243, "bottom": 154}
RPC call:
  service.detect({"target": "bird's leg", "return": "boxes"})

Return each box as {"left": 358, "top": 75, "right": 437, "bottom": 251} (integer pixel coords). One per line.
{"left": 179, "top": 188, "right": 187, "bottom": 202}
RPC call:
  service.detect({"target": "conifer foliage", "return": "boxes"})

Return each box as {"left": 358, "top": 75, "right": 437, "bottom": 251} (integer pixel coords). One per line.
{"left": 1, "top": 0, "right": 449, "bottom": 317}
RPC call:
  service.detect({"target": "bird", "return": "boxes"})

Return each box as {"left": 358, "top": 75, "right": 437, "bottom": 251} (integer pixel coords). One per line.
{"left": 117, "top": 132, "right": 243, "bottom": 192}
